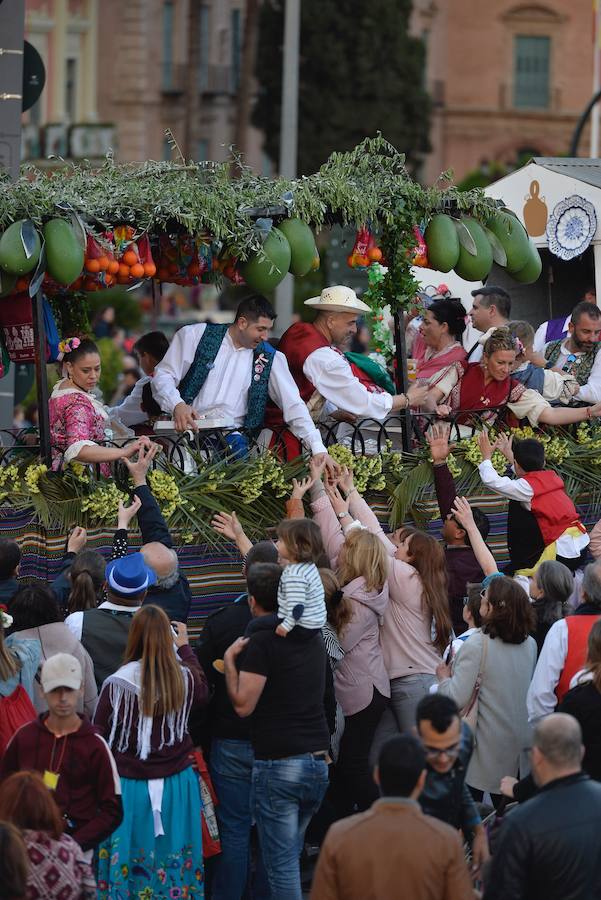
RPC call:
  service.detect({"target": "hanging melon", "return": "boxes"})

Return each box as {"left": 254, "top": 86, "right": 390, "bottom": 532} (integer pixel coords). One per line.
{"left": 240, "top": 229, "right": 292, "bottom": 293}
{"left": 486, "top": 211, "right": 530, "bottom": 273}
{"left": 424, "top": 214, "right": 460, "bottom": 273}
{"left": 0, "top": 220, "right": 41, "bottom": 275}
{"left": 453, "top": 218, "right": 493, "bottom": 282}
{"left": 44, "top": 219, "right": 85, "bottom": 285}
{"left": 510, "top": 238, "right": 543, "bottom": 284}
{"left": 276, "top": 218, "right": 316, "bottom": 277}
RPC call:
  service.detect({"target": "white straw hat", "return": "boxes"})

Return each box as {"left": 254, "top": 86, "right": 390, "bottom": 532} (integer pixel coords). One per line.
{"left": 304, "top": 285, "right": 371, "bottom": 314}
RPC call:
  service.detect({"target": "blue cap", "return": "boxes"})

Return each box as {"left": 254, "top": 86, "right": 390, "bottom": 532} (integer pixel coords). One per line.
{"left": 105, "top": 552, "right": 157, "bottom": 595}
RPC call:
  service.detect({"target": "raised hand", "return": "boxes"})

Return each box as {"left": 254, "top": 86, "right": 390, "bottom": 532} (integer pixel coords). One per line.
{"left": 309, "top": 454, "right": 328, "bottom": 483}
{"left": 477, "top": 428, "right": 493, "bottom": 461}
{"left": 451, "top": 495, "right": 475, "bottom": 530}
{"left": 493, "top": 432, "right": 514, "bottom": 463}
{"left": 122, "top": 442, "right": 161, "bottom": 485}
{"left": 337, "top": 465, "right": 355, "bottom": 495}
{"left": 290, "top": 476, "right": 313, "bottom": 500}
{"left": 67, "top": 526, "right": 87, "bottom": 554}
{"left": 426, "top": 421, "right": 451, "bottom": 464}
{"left": 325, "top": 481, "right": 350, "bottom": 518}
{"left": 117, "top": 495, "right": 142, "bottom": 529}
{"left": 212, "top": 511, "right": 243, "bottom": 542}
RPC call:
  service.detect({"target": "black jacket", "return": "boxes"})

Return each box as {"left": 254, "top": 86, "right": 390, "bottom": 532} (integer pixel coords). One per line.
{"left": 194, "top": 594, "right": 253, "bottom": 742}
{"left": 419, "top": 721, "right": 481, "bottom": 833}
{"left": 485, "top": 772, "right": 601, "bottom": 900}
{"left": 112, "top": 484, "right": 192, "bottom": 622}
{"left": 559, "top": 683, "right": 601, "bottom": 781}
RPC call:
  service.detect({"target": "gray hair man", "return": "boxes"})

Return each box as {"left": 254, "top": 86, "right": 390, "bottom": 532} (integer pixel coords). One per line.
{"left": 484, "top": 713, "right": 601, "bottom": 900}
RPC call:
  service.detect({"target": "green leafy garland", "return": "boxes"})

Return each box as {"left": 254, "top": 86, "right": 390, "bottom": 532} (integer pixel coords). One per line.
{"left": 0, "top": 136, "right": 499, "bottom": 270}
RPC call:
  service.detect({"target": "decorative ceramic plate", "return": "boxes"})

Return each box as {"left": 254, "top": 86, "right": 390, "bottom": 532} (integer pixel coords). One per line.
{"left": 547, "top": 195, "right": 597, "bottom": 260}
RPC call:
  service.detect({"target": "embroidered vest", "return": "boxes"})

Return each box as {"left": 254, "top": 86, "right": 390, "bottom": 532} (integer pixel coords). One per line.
{"left": 512, "top": 362, "right": 545, "bottom": 394}
{"left": 521, "top": 470, "right": 585, "bottom": 547}
{"left": 544, "top": 340, "right": 600, "bottom": 387}
{"left": 264, "top": 322, "right": 331, "bottom": 430}
{"left": 178, "top": 323, "right": 275, "bottom": 433}
{"left": 556, "top": 615, "right": 601, "bottom": 702}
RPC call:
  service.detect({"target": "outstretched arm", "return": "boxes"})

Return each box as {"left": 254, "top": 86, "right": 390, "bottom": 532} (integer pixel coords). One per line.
{"left": 427, "top": 422, "right": 457, "bottom": 520}
{"left": 451, "top": 496, "right": 497, "bottom": 576}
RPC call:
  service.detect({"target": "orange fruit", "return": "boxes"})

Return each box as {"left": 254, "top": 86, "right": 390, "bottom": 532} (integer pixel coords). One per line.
{"left": 118, "top": 263, "right": 131, "bottom": 278}
{"left": 157, "top": 267, "right": 170, "bottom": 281}
{"left": 117, "top": 275, "right": 130, "bottom": 285}
{"left": 104, "top": 273, "right": 114, "bottom": 286}
{"left": 84, "top": 278, "right": 98, "bottom": 291}
{"left": 130, "top": 263, "right": 145, "bottom": 278}
{"left": 356, "top": 255, "right": 369, "bottom": 267}
{"left": 368, "top": 247, "right": 383, "bottom": 262}
{"left": 85, "top": 258, "right": 101, "bottom": 273}
{"left": 143, "top": 262, "right": 157, "bottom": 277}
{"left": 107, "top": 259, "right": 119, "bottom": 275}
{"left": 97, "top": 255, "right": 109, "bottom": 271}
{"left": 16, "top": 277, "right": 29, "bottom": 291}
{"left": 123, "top": 249, "right": 138, "bottom": 267}
{"left": 346, "top": 254, "right": 355, "bottom": 268}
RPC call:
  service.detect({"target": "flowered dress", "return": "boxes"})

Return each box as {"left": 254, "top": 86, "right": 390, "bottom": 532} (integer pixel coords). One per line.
{"left": 49, "top": 381, "right": 132, "bottom": 477}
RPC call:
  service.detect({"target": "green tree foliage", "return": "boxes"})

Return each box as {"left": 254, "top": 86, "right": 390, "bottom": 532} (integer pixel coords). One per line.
{"left": 252, "top": 0, "right": 431, "bottom": 176}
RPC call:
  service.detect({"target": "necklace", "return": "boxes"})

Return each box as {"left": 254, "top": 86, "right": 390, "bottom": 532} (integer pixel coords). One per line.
{"left": 43, "top": 733, "right": 69, "bottom": 791}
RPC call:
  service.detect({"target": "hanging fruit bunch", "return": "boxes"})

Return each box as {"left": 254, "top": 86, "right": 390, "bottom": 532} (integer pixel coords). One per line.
{"left": 409, "top": 225, "right": 429, "bottom": 268}
{"left": 42, "top": 218, "right": 86, "bottom": 295}
{"left": 155, "top": 233, "right": 213, "bottom": 285}
{"left": 347, "top": 225, "right": 383, "bottom": 269}
{"left": 112, "top": 227, "right": 156, "bottom": 286}
{"left": 0, "top": 219, "right": 42, "bottom": 295}
{"left": 238, "top": 218, "right": 318, "bottom": 292}
{"left": 79, "top": 233, "right": 119, "bottom": 291}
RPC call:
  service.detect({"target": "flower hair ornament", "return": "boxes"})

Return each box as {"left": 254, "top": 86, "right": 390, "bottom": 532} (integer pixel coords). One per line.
{"left": 513, "top": 337, "right": 525, "bottom": 356}
{"left": 0, "top": 604, "right": 13, "bottom": 630}
{"left": 58, "top": 337, "right": 81, "bottom": 356}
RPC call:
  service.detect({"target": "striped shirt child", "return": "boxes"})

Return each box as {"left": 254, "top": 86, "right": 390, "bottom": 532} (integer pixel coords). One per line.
{"left": 277, "top": 562, "right": 326, "bottom": 634}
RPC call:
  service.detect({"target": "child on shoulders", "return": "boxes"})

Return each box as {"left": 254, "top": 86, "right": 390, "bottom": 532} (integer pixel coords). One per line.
{"left": 274, "top": 519, "right": 326, "bottom": 637}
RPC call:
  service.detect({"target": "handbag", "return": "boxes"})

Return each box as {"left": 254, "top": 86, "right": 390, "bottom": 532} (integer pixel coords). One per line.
{"left": 190, "top": 749, "right": 222, "bottom": 859}
{"left": 461, "top": 633, "right": 489, "bottom": 734}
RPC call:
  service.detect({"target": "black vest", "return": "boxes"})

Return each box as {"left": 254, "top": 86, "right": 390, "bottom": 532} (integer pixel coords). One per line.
{"left": 81, "top": 607, "right": 135, "bottom": 690}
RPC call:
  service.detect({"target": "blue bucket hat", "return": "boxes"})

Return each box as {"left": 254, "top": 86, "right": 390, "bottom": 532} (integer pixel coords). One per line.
{"left": 105, "top": 552, "right": 157, "bottom": 595}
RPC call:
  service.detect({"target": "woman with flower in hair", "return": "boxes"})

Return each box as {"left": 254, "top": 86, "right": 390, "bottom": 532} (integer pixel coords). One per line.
{"left": 49, "top": 337, "right": 150, "bottom": 475}
{"left": 425, "top": 327, "right": 601, "bottom": 427}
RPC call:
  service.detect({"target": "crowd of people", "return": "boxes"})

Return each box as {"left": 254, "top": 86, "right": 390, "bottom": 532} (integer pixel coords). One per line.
{"left": 2, "top": 283, "right": 601, "bottom": 898}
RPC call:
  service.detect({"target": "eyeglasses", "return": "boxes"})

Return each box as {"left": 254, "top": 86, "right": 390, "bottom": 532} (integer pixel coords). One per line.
{"left": 422, "top": 742, "right": 461, "bottom": 760}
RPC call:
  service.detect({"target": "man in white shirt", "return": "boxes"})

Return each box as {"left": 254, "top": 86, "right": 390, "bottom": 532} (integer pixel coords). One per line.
{"left": 151, "top": 295, "right": 331, "bottom": 461}
{"left": 538, "top": 302, "right": 601, "bottom": 404}
{"left": 264, "top": 286, "right": 427, "bottom": 454}
{"left": 464, "top": 286, "right": 511, "bottom": 362}
{"left": 527, "top": 561, "right": 601, "bottom": 723}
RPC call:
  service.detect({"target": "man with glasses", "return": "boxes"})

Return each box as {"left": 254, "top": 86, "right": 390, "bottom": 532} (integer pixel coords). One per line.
{"left": 416, "top": 694, "right": 489, "bottom": 877}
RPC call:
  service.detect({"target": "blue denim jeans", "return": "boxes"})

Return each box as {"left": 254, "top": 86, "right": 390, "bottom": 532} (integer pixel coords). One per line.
{"left": 209, "top": 738, "right": 269, "bottom": 900}
{"left": 251, "top": 754, "right": 329, "bottom": 900}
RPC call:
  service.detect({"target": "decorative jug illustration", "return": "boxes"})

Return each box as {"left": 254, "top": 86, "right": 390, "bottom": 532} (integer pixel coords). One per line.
{"left": 523, "top": 180, "right": 548, "bottom": 236}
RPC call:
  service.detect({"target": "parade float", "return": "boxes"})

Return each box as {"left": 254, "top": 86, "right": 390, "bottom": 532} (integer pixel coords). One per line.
{"left": 3, "top": 135, "right": 587, "bottom": 632}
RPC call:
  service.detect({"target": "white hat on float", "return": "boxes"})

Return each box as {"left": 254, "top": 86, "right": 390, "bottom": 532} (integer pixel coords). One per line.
{"left": 304, "top": 285, "right": 371, "bottom": 314}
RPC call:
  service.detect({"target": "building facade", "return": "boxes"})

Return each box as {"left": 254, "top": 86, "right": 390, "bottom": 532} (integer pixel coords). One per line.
{"left": 411, "top": 0, "right": 595, "bottom": 184}
{"left": 24, "top": 0, "right": 268, "bottom": 169}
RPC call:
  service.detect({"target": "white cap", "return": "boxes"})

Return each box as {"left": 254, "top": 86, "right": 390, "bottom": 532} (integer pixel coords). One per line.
{"left": 41, "top": 653, "right": 82, "bottom": 693}
{"left": 304, "top": 285, "right": 371, "bottom": 314}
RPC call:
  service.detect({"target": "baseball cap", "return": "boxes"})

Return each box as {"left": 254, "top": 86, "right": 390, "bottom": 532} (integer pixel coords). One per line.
{"left": 105, "top": 552, "right": 157, "bottom": 596}
{"left": 41, "top": 653, "right": 82, "bottom": 693}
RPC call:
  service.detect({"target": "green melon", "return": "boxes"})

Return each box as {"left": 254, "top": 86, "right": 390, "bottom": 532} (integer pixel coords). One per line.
{"left": 453, "top": 218, "right": 494, "bottom": 281}
{"left": 424, "top": 214, "right": 460, "bottom": 272}
{"left": 0, "top": 271, "right": 17, "bottom": 298}
{"left": 510, "top": 238, "right": 543, "bottom": 284}
{"left": 0, "top": 220, "right": 41, "bottom": 275}
{"left": 44, "top": 218, "right": 84, "bottom": 285}
{"left": 486, "top": 211, "right": 530, "bottom": 272}
{"left": 240, "top": 229, "right": 291, "bottom": 293}
{"left": 276, "top": 218, "right": 316, "bottom": 277}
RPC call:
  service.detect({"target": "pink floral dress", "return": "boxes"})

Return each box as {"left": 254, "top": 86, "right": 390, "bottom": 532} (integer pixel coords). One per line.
{"left": 49, "top": 383, "right": 111, "bottom": 476}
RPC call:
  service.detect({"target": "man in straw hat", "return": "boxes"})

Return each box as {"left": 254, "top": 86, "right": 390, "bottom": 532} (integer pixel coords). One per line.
{"left": 264, "top": 286, "right": 427, "bottom": 455}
